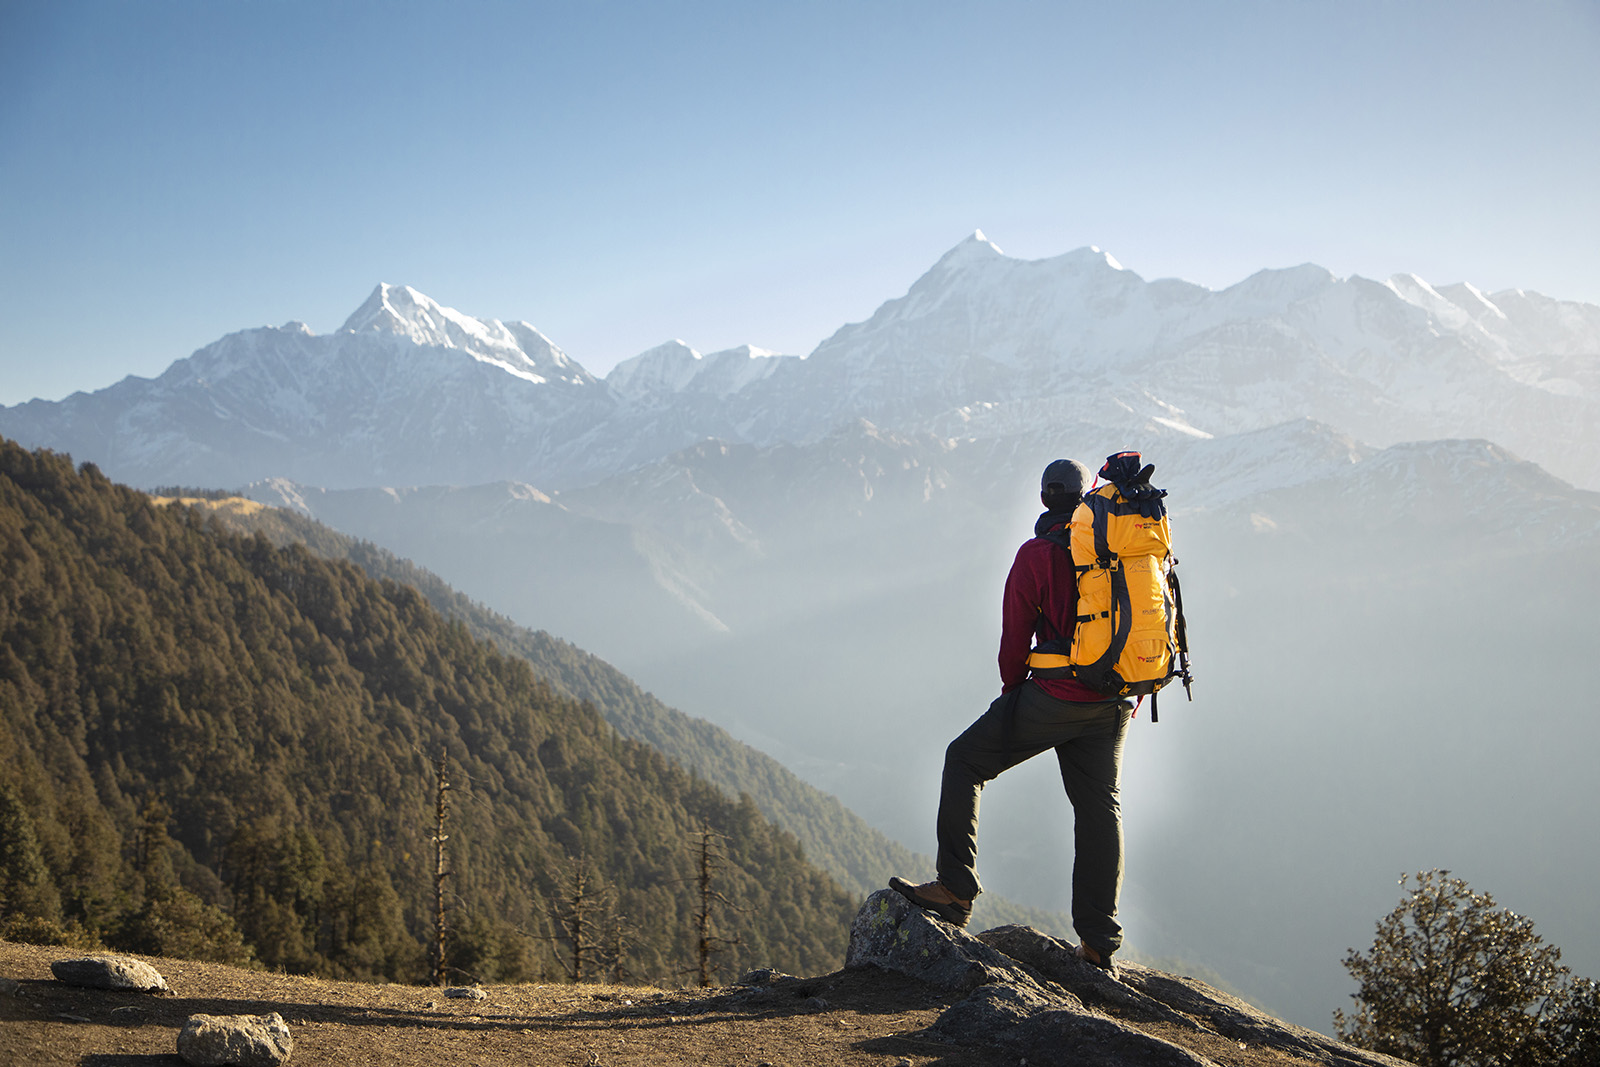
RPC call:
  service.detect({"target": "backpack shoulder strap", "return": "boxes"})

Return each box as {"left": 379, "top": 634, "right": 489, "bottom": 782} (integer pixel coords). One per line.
{"left": 1030, "top": 526, "right": 1080, "bottom": 652}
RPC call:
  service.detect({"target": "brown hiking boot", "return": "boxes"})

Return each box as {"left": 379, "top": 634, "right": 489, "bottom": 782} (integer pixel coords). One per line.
{"left": 888, "top": 876, "right": 973, "bottom": 928}
{"left": 1074, "top": 942, "right": 1115, "bottom": 973}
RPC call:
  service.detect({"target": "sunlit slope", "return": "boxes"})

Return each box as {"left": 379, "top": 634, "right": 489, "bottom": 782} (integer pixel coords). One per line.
{"left": 0, "top": 439, "right": 854, "bottom": 982}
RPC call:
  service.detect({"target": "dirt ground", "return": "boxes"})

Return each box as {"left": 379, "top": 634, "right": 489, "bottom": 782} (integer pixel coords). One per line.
{"left": 0, "top": 940, "right": 1012, "bottom": 1067}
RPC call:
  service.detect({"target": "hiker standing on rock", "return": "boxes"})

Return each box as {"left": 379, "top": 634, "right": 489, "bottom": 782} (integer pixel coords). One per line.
{"left": 892, "top": 458, "right": 1137, "bottom": 972}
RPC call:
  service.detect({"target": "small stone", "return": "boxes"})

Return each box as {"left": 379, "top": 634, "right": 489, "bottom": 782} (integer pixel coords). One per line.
{"left": 0, "top": 977, "right": 19, "bottom": 995}
{"left": 896, "top": 1059, "right": 914, "bottom": 1067}
{"left": 803, "top": 996, "right": 829, "bottom": 1011}
{"left": 177, "top": 1012, "right": 293, "bottom": 1067}
{"left": 739, "top": 967, "right": 794, "bottom": 985}
{"left": 50, "top": 956, "right": 169, "bottom": 993}
{"left": 443, "top": 986, "right": 487, "bottom": 1000}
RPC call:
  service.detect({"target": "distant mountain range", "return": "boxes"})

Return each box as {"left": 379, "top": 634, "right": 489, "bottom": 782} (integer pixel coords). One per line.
{"left": 5, "top": 232, "right": 1598, "bottom": 491}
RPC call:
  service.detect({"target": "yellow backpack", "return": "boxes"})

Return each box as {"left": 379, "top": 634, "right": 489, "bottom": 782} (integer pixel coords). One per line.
{"left": 1027, "top": 452, "right": 1193, "bottom": 719}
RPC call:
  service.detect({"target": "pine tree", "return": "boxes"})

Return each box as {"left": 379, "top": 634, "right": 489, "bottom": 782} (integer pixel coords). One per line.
{"left": 0, "top": 782, "right": 64, "bottom": 928}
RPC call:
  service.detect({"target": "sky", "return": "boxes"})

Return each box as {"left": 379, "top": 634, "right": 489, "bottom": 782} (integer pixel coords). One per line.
{"left": 2, "top": 0, "right": 1597, "bottom": 406}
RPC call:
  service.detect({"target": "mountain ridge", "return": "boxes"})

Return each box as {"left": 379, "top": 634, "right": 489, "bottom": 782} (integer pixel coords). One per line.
{"left": 4, "top": 235, "right": 1597, "bottom": 491}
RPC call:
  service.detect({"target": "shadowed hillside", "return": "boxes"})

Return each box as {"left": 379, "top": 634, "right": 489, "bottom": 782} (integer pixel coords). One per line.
{"left": 0, "top": 439, "right": 854, "bottom": 984}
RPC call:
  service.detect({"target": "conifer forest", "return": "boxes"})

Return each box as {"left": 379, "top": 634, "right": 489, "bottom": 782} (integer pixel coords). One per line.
{"left": 0, "top": 440, "right": 855, "bottom": 985}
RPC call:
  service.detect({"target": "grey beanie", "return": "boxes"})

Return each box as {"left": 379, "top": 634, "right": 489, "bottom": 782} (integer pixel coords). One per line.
{"left": 1040, "top": 458, "right": 1090, "bottom": 499}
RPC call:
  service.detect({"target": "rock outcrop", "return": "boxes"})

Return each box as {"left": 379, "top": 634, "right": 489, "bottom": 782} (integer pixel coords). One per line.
{"left": 177, "top": 1011, "right": 294, "bottom": 1067}
{"left": 847, "top": 889, "right": 1413, "bottom": 1067}
{"left": 49, "top": 955, "right": 169, "bottom": 993}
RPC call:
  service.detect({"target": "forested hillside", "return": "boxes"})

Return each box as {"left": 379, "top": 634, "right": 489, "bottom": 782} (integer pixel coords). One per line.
{"left": 0, "top": 439, "right": 855, "bottom": 984}
{"left": 173, "top": 491, "right": 1068, "bottom": 933}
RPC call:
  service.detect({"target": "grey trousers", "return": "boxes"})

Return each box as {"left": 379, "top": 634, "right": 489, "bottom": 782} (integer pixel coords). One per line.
{"left": 935, "top": 681, "right": 1133, "bottom": 955}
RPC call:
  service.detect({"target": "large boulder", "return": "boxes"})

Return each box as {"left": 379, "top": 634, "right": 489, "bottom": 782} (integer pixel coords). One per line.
{"left": 846, "top": 888, "right": 1052, "bottom": 995}
{"left": 979, "top": 925, "right": 1413, "bottom": 1067}
{"left": 177, "top": 1012, "right": 294, "bottom": 1067}
{"left": 49, "top": 956, "right": 169, "bottom": 993}
{"left": 846, "top": 892, "right": 1415, "bottom": 1067}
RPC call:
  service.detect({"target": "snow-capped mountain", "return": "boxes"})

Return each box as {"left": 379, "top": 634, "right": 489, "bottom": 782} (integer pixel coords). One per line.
{"left": 722, "top": 232, "right": 1600, "bottom": 488}
{"left": 340, "top": 283, "right": 592, "bottom": 386}
{"left": 606, "top": 341, "right": 792, "bottom": 401}
{"left": 0, "top": 284, "right": 619, "bottom": 489}
{"left": 3, "top": 233, "right": 1596, "bottom": 492}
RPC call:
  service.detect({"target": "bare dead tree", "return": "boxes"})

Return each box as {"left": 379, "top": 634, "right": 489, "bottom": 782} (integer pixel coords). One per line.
{"left": 429, "top": 747, "right": 451, "bottom": 987}
{"left": 603, "top": 908, "right": 632, "bottom": 984}
{"left": 691, "top": 826, "right": 742, "bottom": 988}
{"left": 544, "top": 851, "right": 608, "bottom": 983}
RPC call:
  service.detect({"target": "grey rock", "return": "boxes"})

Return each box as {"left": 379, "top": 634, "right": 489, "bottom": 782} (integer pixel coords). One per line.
{"left": 738, "top": 967, "right": 796, "bottom": 986}
{"left": 846, "top": 895, "right": 1413, "bottom": 1067}
{"left": 0, "top": 976, "right": 19, "bottom": 995}
{"left": 979, "top": 925, "right": 1410, "bottom": 1067}
{"left": 1115, "top": 967, "right": 1411, "bottom": 1067}
{"left": 442, "top": 985, "right": 487, "bottom": 1000}
{"left": 846, "top": 889, "right": 1048, "bottom": 995}
{"left": 934, "top": 984, "right": 1215, "bottom": 1066}
{"left": 978, "top": 925, "right": 1192, "bottom": 1020}
{"left": 49, "top": 956, "right": 169, "bottom": 993}
{"left": 177, "top": 1012, "right": 293, "bottom": 1067}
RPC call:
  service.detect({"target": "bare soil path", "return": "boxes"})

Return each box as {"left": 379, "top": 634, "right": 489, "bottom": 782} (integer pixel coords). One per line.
{"left": 0, "top": 940, "right": 1008, "bottom": 1067}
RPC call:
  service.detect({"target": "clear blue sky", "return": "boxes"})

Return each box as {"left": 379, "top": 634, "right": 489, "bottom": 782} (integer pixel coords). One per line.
{"left": 2, "top": 0, "right": 1597, "bottom": 405}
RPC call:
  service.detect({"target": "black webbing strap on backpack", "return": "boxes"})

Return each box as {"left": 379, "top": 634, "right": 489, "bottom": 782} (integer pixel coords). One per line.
{"left": 1075, "top": 493, "right": 1132, "bottom": 695}
{"left": 1169, "top": 558, "right": 1194, "bottom": 701}
{"left": 1023, "top": 526, "right": 1083, "bottom": 677}
{"left": 1040, "top": 525, "right": 1079, "bottom": 641}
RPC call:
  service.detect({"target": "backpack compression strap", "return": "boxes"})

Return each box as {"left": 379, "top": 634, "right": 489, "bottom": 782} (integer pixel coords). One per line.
{"left": 1169, "top": 558, "right": 1194, "bottom": 701}
{"left": 1072, "top": 491, "right": 1134, "bottom": 694}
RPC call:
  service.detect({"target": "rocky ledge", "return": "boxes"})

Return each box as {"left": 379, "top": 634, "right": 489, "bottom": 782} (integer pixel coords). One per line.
{"left": 847, "top": 889, "right": 1412, "bottom": 1067}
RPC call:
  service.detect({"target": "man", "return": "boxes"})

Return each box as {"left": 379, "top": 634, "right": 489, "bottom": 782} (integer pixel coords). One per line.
{"left": 890, "top": 458, "right": 1134, "bottom": 971}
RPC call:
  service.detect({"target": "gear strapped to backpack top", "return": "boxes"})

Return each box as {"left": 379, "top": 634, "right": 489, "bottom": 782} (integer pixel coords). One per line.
{"left": 1027, "top": 451, "right": 1193, "bottom": 720}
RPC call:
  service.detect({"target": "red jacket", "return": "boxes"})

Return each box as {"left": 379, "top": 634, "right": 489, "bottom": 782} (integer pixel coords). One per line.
{"left": 999, "top": 521, "right": 1106, "bottom": 702}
